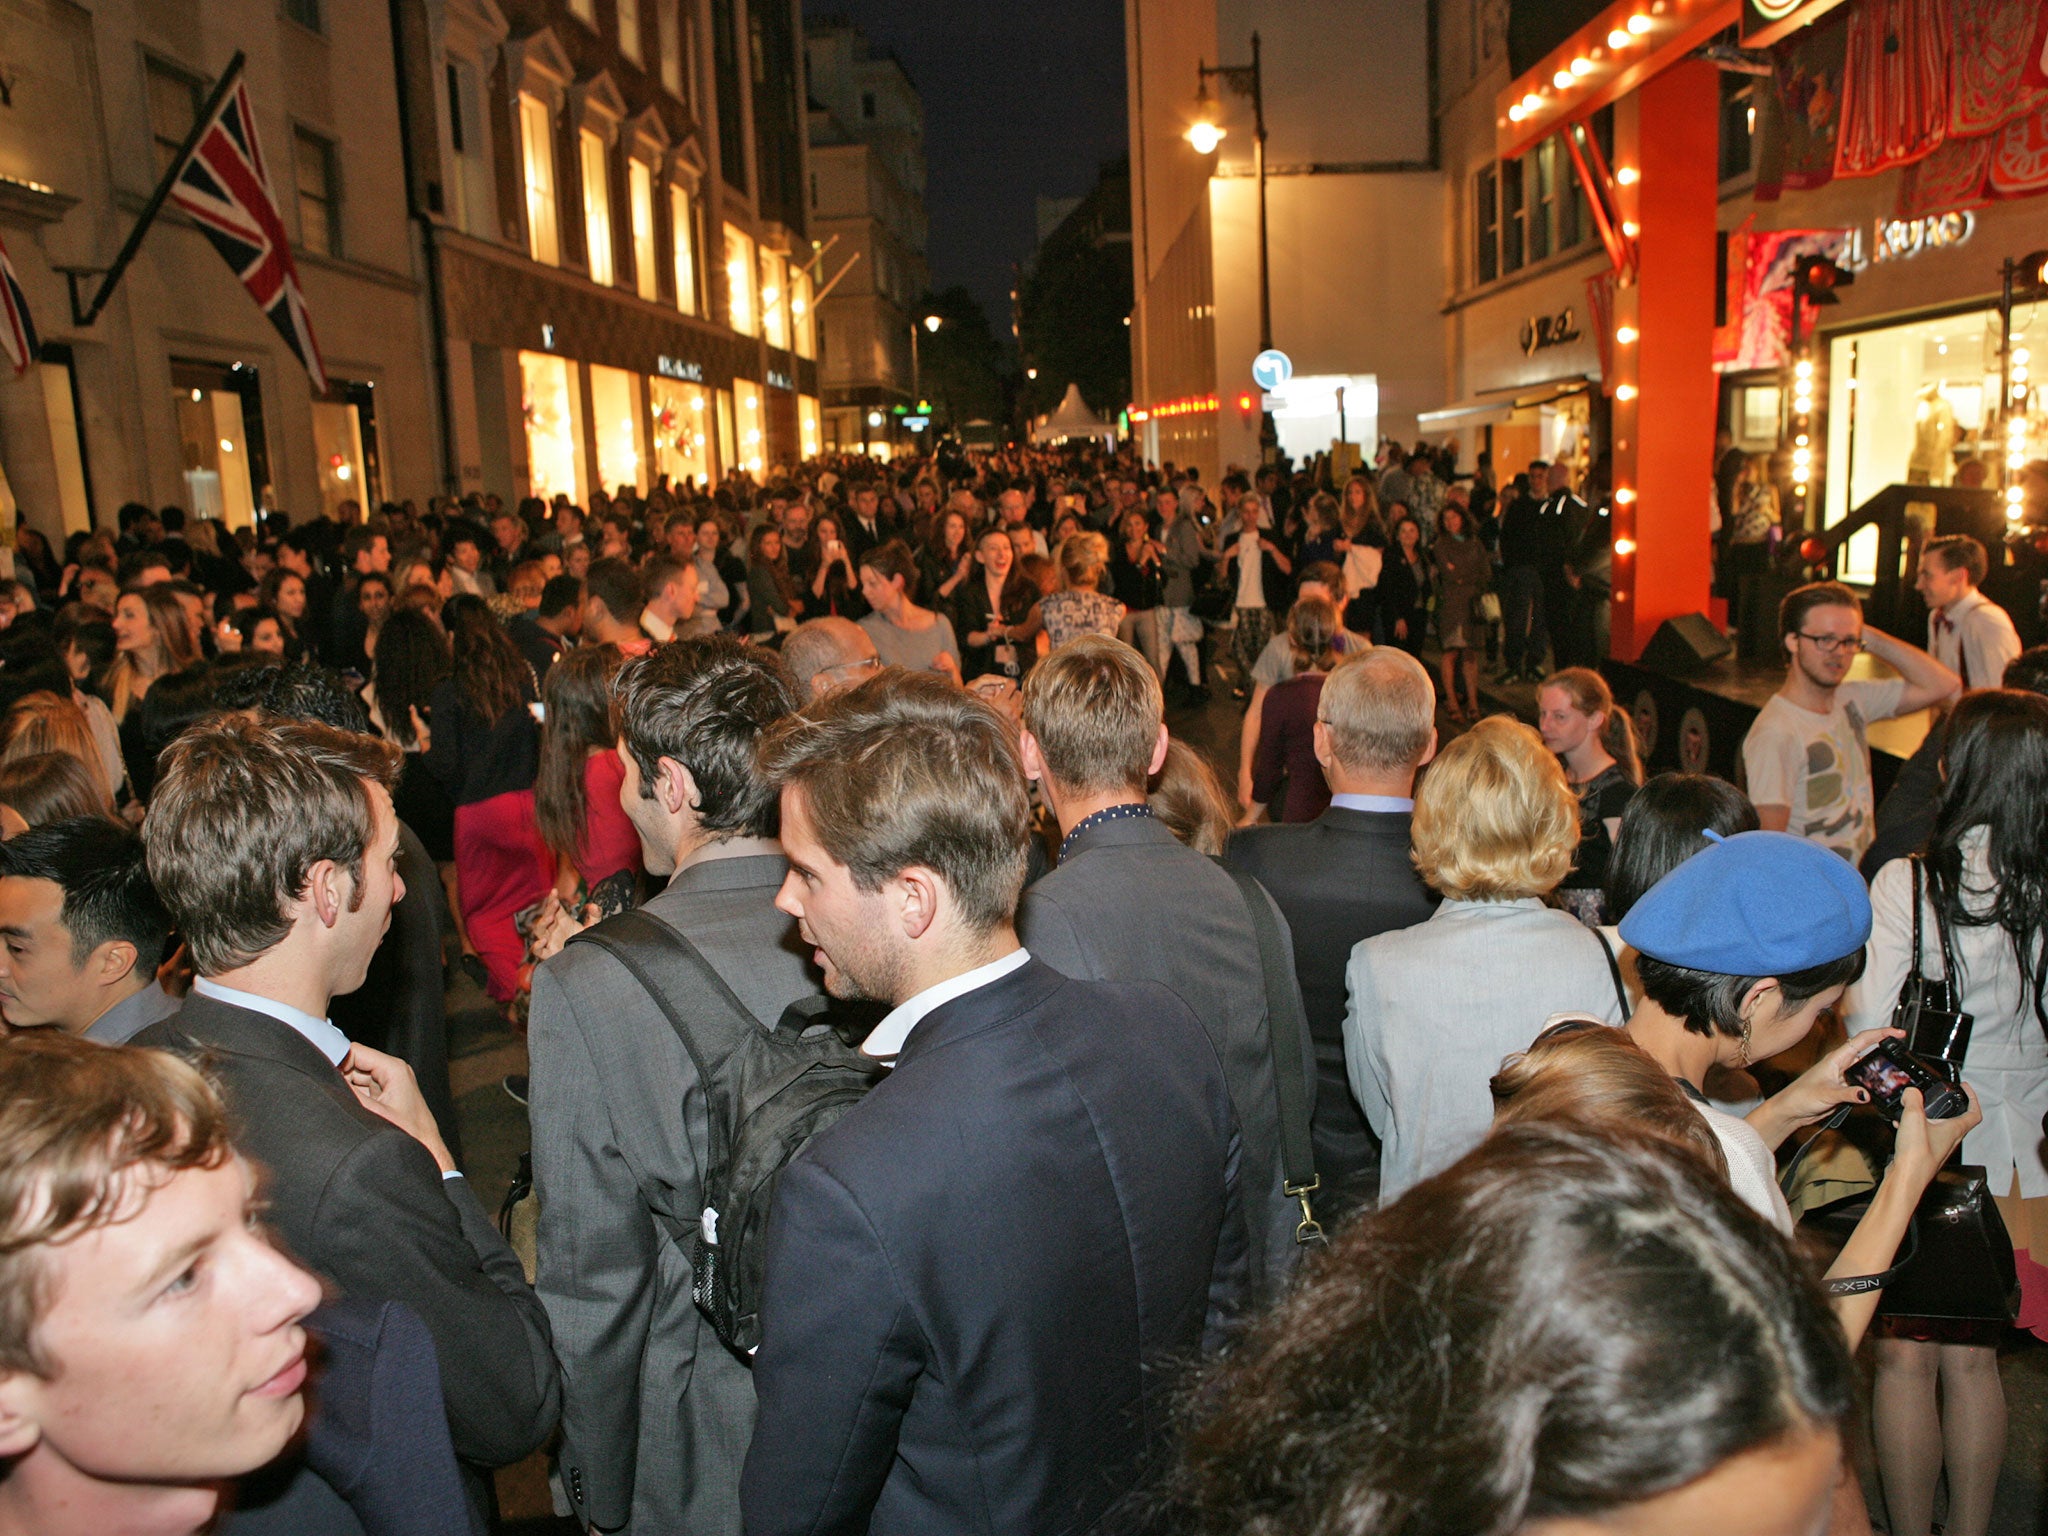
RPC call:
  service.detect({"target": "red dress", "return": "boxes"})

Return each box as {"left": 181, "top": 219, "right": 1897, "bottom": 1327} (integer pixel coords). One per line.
{"left": 576, "top": 749, "right": 643, "bottom": 890}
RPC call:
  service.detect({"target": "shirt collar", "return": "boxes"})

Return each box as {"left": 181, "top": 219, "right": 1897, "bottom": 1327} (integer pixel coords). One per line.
{"left": 192, "top": 978, "right": 350, "bottom": 1066}
{"left": 1058, "top": 802, "right": 1153, "bottom": 864}
{"left": 671, "top": 834, "right": 783, "bottom": 879}
{"left": 82, "top": 982, "right": 180, "bottom": 1045}
{"left": 1945, "top": 587, "right": 1987, "bottom": 621}
{"left": 861, "top": 948, "right": 1031, "bottom": 1063}
{"left": 1329, "top": 792, "right": 1414, "bottom": 814}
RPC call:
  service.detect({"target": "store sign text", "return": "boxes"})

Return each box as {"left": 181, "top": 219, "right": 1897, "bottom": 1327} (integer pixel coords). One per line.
{"left": 1871, "top": 210, "right": 1975, "bottom": 265}
{"left": 656, "top": 355, "right": 703, "bottom": 381}
{"left": 766, "top": 368, "right": 793, "bottom": 390}
{"left": 1520, "top": 306, "right": 1583, "bottom": 356}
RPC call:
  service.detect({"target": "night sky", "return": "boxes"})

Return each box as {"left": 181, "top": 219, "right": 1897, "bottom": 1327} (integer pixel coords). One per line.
{"left": 803, "top": 0, "right": 1129, "bottom": 349}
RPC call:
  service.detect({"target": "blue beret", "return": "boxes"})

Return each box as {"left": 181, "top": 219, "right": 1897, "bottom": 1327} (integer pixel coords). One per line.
{"left": 1618, "top": 830, "right": 1871, "bottom": 976}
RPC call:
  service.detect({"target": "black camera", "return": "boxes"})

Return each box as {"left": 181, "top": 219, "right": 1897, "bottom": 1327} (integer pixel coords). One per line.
{"left": 1845, "top": 1039, "right": 1969, "bottom": 1122}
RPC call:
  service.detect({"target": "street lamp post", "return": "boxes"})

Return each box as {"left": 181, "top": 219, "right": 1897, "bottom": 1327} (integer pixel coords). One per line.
{"left": 911, "top": 312, "right": 941, "bottom": 418}
{"left": 1188, "top": 32, "right": 1274, "bottom": 461}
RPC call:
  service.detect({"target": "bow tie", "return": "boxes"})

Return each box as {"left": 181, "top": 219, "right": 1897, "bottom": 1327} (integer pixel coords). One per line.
{"left": 1934, "top": 610, "right": 1954, "bottom": 633}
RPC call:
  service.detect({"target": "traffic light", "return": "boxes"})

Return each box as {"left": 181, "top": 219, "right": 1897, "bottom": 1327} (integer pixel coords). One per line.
{"left": 1791, "top": 256, "right": 1854, "bottom": 306}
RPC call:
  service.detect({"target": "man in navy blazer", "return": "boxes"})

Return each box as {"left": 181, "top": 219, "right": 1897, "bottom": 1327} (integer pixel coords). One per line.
{"left": 1225, "top": 647, "right": 1440, "bottom": 1217}
{"left": 741, "top": 672, "right": 1245, "bottom": 1536}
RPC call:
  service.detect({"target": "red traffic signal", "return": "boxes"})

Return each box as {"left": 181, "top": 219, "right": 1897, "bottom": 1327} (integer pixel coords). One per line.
{"left": 1798, "top": 535, "right": 1829, "bottom": 564}
{"left": 1792, "top": 257, "right": 1854, "bottom": 305}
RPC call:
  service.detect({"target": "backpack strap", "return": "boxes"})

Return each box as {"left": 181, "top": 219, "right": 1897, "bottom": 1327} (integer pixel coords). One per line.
{"left": 1591, "top": 925, "right": 1630, "bottom": 1021}
{"left": 569, "top": 908, "right": 765, "bottom": 1177}
{"left": 1222, "top": 865, "right": 1325, "bottom": 1247}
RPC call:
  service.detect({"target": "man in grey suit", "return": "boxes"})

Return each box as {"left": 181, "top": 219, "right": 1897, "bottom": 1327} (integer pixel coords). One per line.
{"left": 528, "top": 636, "right": 819, "bottom": 1535}
{"left": 1017, "top": 634, "right": 1302, "bottom": 1298}
{"left": 1224, "top": 648, "right": 1440, "bottom": 1218}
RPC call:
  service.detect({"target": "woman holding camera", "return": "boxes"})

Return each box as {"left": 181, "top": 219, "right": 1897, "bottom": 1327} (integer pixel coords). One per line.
{"left": 1848, "top": 689, "right": 2048, "bottom": 1536}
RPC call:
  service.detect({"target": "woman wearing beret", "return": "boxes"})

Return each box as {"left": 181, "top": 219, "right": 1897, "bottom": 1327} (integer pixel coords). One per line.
{"left": 1847, "top": 690, "right": 2048, "bottom": 1536}
{"left": 1618, "top": 830, "right": 1980, "bottom": 1344}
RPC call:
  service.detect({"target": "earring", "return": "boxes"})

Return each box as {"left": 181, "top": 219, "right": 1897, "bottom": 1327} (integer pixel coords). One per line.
{"left": 1736, "top": 1016, "right": 1753, "bottom": 1068}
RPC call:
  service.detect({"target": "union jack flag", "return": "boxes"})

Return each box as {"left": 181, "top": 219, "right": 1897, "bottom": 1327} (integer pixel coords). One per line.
{"left": 167, "top": 75, "right": 326, "bottom": 392}
{"left": 0, "top": 232, "right": 36, "bottom": 376}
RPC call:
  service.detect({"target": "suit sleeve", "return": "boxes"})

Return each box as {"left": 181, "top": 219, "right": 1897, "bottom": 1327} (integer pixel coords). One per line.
{"left": 527, "top": 962, "right": 658, "bottom": 1530}
{"left": 1343, "top": 943, "right": 1393, "bottom": 1138}
{"left": 312, "top": 1125, "right": 560, "bottom": 1469}
{"left": 1016, "top": 889, "right": 1095, "bottom": 980}
{"left": 1204, "top": 1126, "right": 1251, "bottom": 1349}
{"left": 741, "top": 1158, "right": 924, "bottom": 1536}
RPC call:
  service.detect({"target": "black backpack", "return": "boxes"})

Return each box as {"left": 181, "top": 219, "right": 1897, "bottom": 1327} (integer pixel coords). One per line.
{"left": 570, "top": 909, "right": 884, "bottom": 1353}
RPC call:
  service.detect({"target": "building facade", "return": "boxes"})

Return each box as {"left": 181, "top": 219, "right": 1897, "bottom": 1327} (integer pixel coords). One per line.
{"left": 803, "top": 18, "right": 927, "bottom": 457}
{"left": 397, "top": 0, "right": 818, "bottom": 508}
{"left": 0, "top": 0, "right": 437, "bottom": 542}
{"left": 1125, "top": 0, "right": 1447, "bottom": 483}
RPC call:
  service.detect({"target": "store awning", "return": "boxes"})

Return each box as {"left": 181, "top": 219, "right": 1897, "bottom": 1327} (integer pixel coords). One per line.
{"left": 1416, "top": 376, "right": 1593, "bottom": 432}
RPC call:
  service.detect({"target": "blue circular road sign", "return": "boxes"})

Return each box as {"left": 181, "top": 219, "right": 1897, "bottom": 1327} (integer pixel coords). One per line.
{"left": 1251, "top": 349, "right": 1293, "bottom": 391}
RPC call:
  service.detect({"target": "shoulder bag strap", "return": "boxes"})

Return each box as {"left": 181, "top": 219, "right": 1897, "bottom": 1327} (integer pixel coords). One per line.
{"left": 1592, "top": 926, "right": 1630, "bottom": 1020}
{"left": 1928, "top": 862, "right": 1963, "bottom": 997}
{"left": 1909, "top": 856, "right": 1926, "bottom": 983}
{"left": 1222, "top": 865, "right": 1325, "bottom": 1246}
{"left": 570, "top": 908, "right": 764, "bottom": 1175}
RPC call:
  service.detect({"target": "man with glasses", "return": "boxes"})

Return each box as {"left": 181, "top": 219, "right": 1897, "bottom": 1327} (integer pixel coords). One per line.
{"left": 1743, "top": 581, "right": 1958, "bottom": 864}
{"left": 781, "top": 616, "right": 881, "bottom": 700}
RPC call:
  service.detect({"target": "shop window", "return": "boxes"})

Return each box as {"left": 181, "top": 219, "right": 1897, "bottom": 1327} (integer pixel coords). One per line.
{"left": 446, "top": 60, "right": 495, "bottom": 240}
{"left": 519, "top": 350, "right": 586, "bottom": 505}
{"left": 792, "top": 266, "right": 815, "bottom": 360}
{"left": 734, "top": 378, "right": 764, "bottom": 475}
{"left": 293, "top": 128, "right": 340, "bottom": 258}
{"left": 724, "top": 223, "right": 757, "bottom": 336}
{"left": 1475, "top": 165, "right": 1498, "bottom": 284}
{"left": 629, "top": 160, "right": 658, "bottom": 300}
{"left": 581, "top": 131, "right": 615, "bottom": 285}
{"left": 311, "top": 385, "right": 375, "bottom": 517}
{"left": 760, "top": 249, "right": 789, "bottom": 351}
{"left": 1501, "top": 155, "right": 1525, "bottom": 274}
{"left": 519, "top": 93, "right": 560, "bottom": 266}
{"left": 146, "top": 58, "right": 204, "bottom": 179}
{"left": 714, "top": 388, "right": 736, "bottom": 481}
{"left": 1719, "top": 72, "right": 1758, "bottom": 183}
{"left": 617, "top": 0, "right": 642, "bottom": 61}
{"left": 37, "top": 345, "right": 94, "bottom": 535}
{"left": 798, "top": 394, "right": 821, "bottom": 459}
{"left": 590, "top": 365, "right": 645, "bottom": 495}
{"left": 659, "top": 1, "right": 684, "bottom": 98}
{"left": 649, "top": 376, "right": 712, "bottom": 490}
{"left": 171, "top": 359, "right": 267, "bottom": 530}
{"left": 671, "top": 183, "right": 698, "bottom": 314}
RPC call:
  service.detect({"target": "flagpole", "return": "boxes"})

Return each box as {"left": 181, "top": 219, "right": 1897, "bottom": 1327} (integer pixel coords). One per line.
{"left": 66, "top": 50, "right": 247, "bottom": 328}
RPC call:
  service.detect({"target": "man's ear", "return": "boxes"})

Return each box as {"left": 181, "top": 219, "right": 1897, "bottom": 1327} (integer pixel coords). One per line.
{"left": 0, "top": 1371, "right": 44, "bottom": 1459}
{"left": 304, "top": 859, "right": 346, "bottom": 930}
{"left": 86, "top": 938, "right": 139, "bottom": 989}
{"left": 1017, "top": 729, "right": 1046, "bottom": 785}
{"left": 893, "top": 866, "right": 942, "bottom": 942}
{"left": 1417, "top": 727, "right": 1440, "bottom": 769}
{"left": 657, "top": 757, "right": 702, "bottom": 815}
{"left": 1147, "top": 722, "right": 1171, "bottom": 778}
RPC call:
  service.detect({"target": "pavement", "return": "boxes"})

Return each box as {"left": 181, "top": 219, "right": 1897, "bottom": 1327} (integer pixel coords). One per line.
{"left": 454, "top": 630, "right": 2048, "bottom": 1532}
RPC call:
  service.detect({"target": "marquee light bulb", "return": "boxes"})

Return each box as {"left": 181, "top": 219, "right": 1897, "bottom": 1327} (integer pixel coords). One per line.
{"left": 1628, "top": 12, "right": 1652, "bottom": 34}
{"left": 1554, "top": 70, "right": 1574, "bottom": 89}
{"left": 1615, "top": 325, "right": 1638, "bottom": 344}
{"left": 1570, "top": 56, "right": 1593, "bottom": 76}
{"left": 1616, "top": 166, "right": 1639, "bottom": 185}
{"left": 1615, "top": 384, "right": 1637, "bottom": 401}
{"left": 1608, "top": 28, "right": 1630, "bottom": 47}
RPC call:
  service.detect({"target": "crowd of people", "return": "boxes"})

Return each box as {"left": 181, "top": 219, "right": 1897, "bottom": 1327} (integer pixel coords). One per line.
{"left": 0, "top": 439, "right": 2042, "bottom": 1536}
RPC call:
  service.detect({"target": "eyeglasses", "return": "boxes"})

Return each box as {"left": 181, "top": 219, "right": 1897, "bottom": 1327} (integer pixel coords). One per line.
{"left": 821, "top": 655, "right": 881, "bottom": 681}
{"left": 1795, "top": 632, "right": 1863, "bottom": 654}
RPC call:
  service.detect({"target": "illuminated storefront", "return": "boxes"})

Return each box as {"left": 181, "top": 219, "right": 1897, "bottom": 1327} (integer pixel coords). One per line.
{"left": 798, "top": 394, "right": 822, "bottom": 458}
{"left": 648, "top": 375, "right": 714, "bottom": 490}
{"left": 519, "top": 350, "right": 586, "bottom": 505}
{"left": 589, "top": 364, "right": 646, "bottom": 496}
{"left": 733, "top": 378, "right": 765, "bottom": 474}
{"left": 311, "top": 381, "right": 381, "bottom": 517}
{"left": 171, "top": 359, "right": 266, "bottom": 529}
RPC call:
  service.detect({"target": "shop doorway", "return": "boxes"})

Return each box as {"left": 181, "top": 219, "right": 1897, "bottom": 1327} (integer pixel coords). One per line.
{"left": 518, "top": 350, "right": 587, "bottom": 506}
{"left": 37, "top": 344, "right": 94, "bottom": 535}
{"left": 311, "top": 380, "right": 381, "bottom": 517}
{"left": 171, "top": 359, "right": 268, "bottom": 529}
{"left": 648, "top": 376, "right": 712, "bottom": 492}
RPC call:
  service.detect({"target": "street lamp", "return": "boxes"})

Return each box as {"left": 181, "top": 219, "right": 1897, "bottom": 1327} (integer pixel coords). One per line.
{"left": 911, "top": 312, "right": 941, "bottom": 410}
{"left": 1188, "top": 33, "right": 1273, "bottom": 460}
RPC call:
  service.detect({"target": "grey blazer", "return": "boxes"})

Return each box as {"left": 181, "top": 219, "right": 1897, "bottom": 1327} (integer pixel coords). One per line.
{"left": 526, "top": 850, "right": 823, "bottom": 1535}
{"left": 1161, "top": 514, "right": 1206, "bottom": 608}
{"left": 1018, "top": 813, "right": 1304, "bottom": 1299}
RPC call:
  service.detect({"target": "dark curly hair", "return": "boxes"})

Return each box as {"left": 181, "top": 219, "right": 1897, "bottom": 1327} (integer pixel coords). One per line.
{"left": 1149, "top": 1123, "right": 1851, "bottom": 1535}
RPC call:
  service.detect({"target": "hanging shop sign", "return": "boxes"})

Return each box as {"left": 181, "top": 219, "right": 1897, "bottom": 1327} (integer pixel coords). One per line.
{"left": 1520, "top": 306, "right": 1584, "bottom": 356}
{"left": 1869, "top": 210, "right": 1976, "bottom": 266}
{"left": 656, "top": 354, "right": 704, "bottom": 381}
{"left": 1741, "top": 0, "right": 1849, "bottom": 50}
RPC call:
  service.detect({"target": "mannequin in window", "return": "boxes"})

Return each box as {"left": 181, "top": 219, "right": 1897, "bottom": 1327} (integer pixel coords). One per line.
{"left": 1907, "top": 382, "right": 1958, "bottom": 487}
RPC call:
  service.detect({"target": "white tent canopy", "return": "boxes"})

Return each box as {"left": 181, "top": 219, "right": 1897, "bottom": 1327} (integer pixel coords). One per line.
{"left": 1031, "top": 383, "right": 1117, "bottom": 445}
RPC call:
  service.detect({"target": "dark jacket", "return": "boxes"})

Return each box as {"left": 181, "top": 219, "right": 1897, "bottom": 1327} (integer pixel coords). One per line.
{"left": 740, "top": 958, "right": 1245, "bottom": 1536}
{"left": 1225, "top": 805, "right": 1437, "bottom": 1214}
{"left": 952, "top": 574, "right": 1038, "bottom": 681}
{"left": 133, "top": 994, "right": 560, "bottom": 1484}
{"left": 1018, "top": 813, "right": 1305, "bottom": 1298}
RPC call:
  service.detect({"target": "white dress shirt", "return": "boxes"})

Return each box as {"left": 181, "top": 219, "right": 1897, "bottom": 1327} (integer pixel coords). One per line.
{"left": 1927, "top": 586, "right": 2021, "bottom": 691}
{"left": 861, "top": 948, "right": 1031, "bottom": 1062}
{"left": 1329, "top": 793, "right": 1413, "bottom": 814}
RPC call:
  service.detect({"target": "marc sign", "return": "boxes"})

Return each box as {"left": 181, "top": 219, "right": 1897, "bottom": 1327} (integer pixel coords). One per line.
{"left": 1520, "top": 306, "right": 1583, "bottom": 357}
{"left": 656, "top": 355, "right": 703, "bottom": 381}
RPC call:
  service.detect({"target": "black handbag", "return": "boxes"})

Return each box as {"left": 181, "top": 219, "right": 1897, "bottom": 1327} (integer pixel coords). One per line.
{"left": 1890, "top": 858, "right": 1975, "bottom": 1065}
{"left": 1189, "top": 578, "right": 1235, "bottom": 625}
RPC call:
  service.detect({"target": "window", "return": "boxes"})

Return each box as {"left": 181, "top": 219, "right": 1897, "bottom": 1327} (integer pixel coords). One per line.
{"left": 292, "top": 128, "right": 340, "bottom": 257}
{"left": 1501, "top": 156, "right": 1525, "bottom": 274}
{"left": 629, "top": 160, "right": 658, "bottom": 301}
{"left": 1529, "top": 141, "right": 1556, "bottom": 263}
{"left": 792, "top": 266, "right": 815, "bottom": 359}
{"left": 671, "top": 183, "right": 698, "bottom": 314}
{"left": 1720, "top": 71, "right": 1758, "bottom": 183}
{"left": 760, "top": 249, "right": 788, "bottom": 350}
{"left": 861, "top": 91, "right": 876, "bottom": 119}
{"left": 616, "top": 0, "right": 642, "bottom": 63}
{"left": 724, "top": 222, "right": 756, "bottom": 336}
{"left": 282, "top": 0, "right": 322, "bottom": 31}
{"left": 567, "top": 0, "right": 595, "bottom": 22}
{"left": 1475, "top": 166, "right": 1498, "bottom": 283}
{"left": 659, "top": 1, "right": 683, "bottom": 97}
{"left": 581, "top": 129, "right": 614, "bottom": 285}
{"left": 146, "top": 58, "right": 204, "bottom": 179}
{"left": 519, "top": 93, "right": 560, "bottom": 265}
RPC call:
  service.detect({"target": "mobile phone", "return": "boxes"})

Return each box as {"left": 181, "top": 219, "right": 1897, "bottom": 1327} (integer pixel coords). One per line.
{"left": 1844, "top": 1039, "right": 1969, "bottom": 1121}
